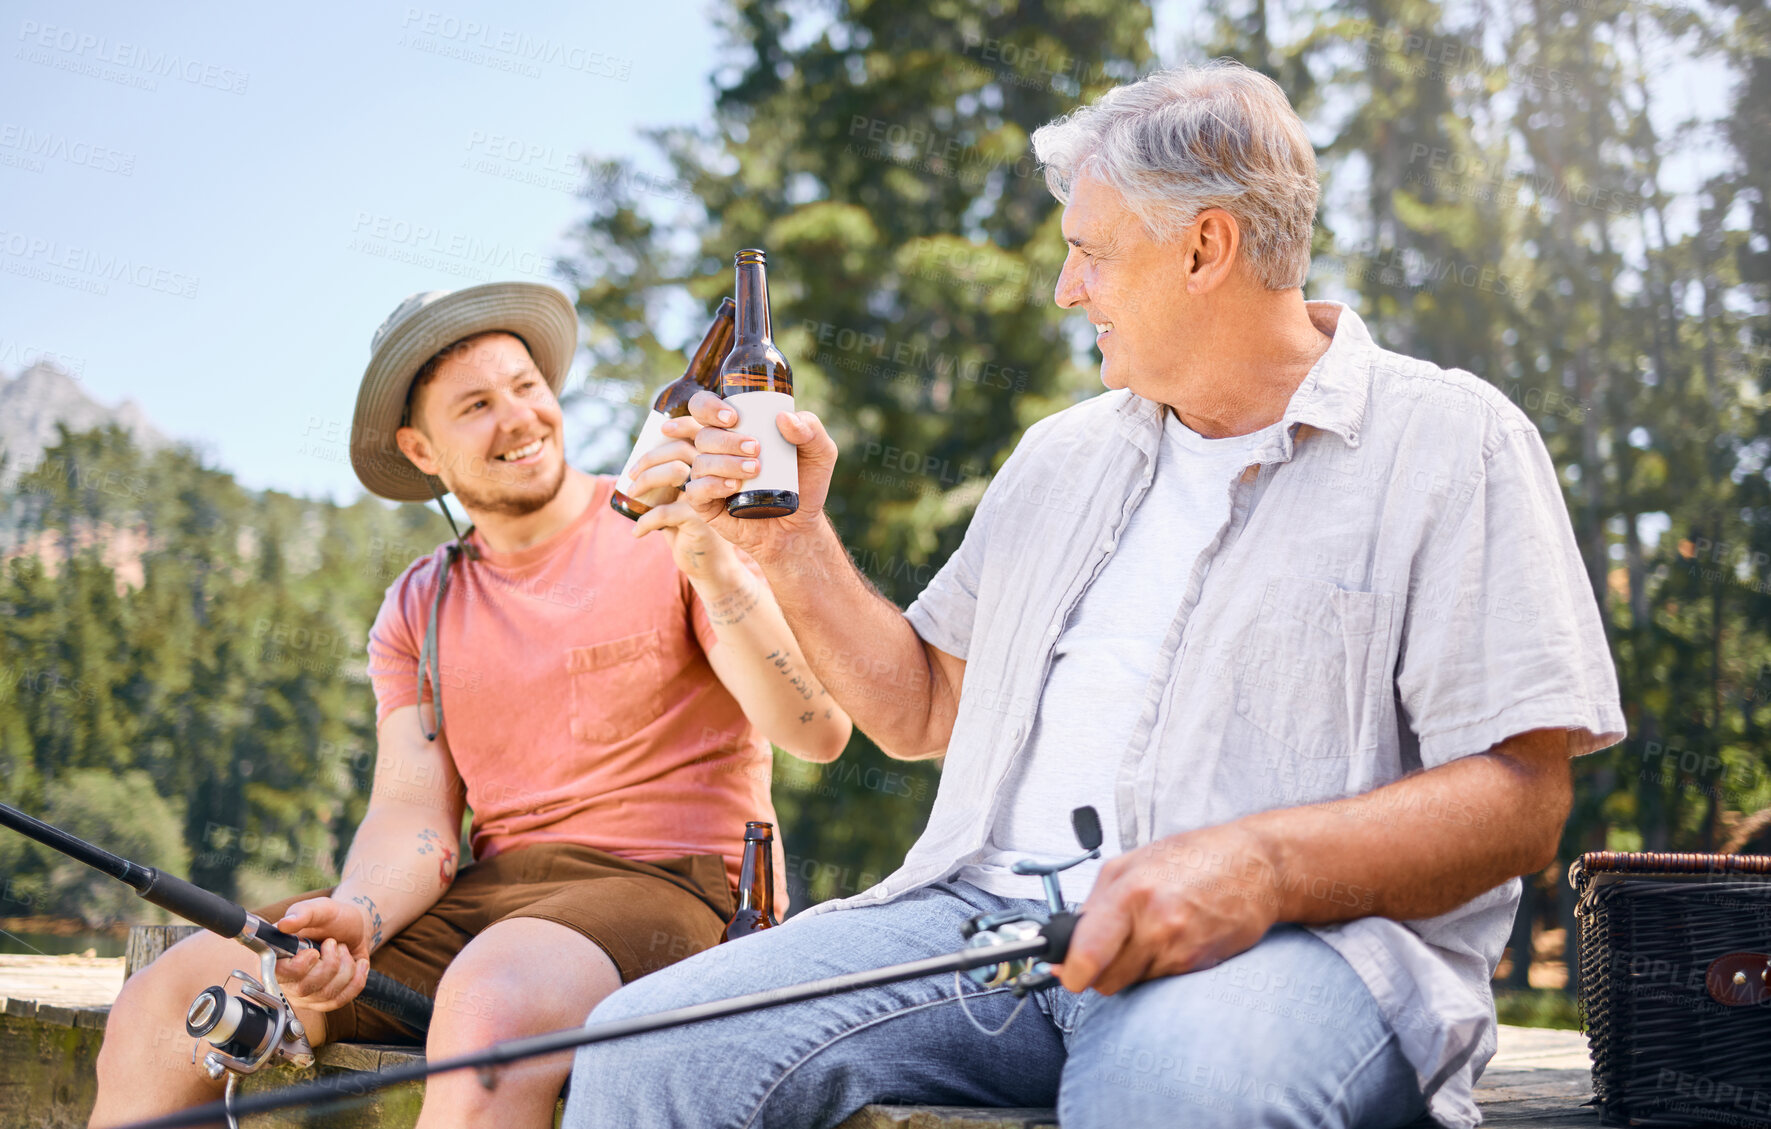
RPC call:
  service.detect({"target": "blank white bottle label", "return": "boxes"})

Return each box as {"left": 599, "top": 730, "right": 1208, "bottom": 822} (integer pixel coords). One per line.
{"left": 614, "top": 410, "right": 669, "bottom": 495}
{"left": 726, "top": 390, "right": 799, "bottom": 495}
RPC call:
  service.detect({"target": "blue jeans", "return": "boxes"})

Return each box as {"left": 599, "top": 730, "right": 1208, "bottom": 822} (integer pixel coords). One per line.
{"left": 563, "top": 882, "right": 1427, "bottom": 1129}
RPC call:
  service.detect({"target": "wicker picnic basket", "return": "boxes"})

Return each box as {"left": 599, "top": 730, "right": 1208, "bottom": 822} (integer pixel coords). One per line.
{"left": 1571, "top": 850, "right": 1771, "bottom": 1127}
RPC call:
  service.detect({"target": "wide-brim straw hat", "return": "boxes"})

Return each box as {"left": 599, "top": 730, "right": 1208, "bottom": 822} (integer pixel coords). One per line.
{"left": 350, "top": 282, "right": 579, "bottom": 502}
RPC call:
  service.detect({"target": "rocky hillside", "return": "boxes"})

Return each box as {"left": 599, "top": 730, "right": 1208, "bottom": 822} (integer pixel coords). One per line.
{"left": 0, "top": 362, "right": 165, "bottom": 485}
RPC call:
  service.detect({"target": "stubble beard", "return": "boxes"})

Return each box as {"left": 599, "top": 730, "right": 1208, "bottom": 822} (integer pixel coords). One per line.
{"left": 445, "top": 453, "right": 568, "bottom": 518}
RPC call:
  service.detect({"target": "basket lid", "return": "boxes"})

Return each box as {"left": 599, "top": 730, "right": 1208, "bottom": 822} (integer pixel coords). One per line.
{"left": 1569, "top": 850, "right": 1771, "bottom": 894}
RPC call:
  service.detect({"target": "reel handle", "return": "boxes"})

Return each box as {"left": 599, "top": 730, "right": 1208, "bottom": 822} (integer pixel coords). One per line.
{"left": 1040, "top": 911, "right": 1079, "bottom": 964}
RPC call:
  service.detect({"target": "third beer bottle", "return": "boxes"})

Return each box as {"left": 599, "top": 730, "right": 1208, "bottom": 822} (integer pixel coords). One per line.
{"left": 610, "top": 298, "right": 736, "bottom": 520}
{"left": 718, "top": 249, "right": 799, "bottom": 518}
{"left": 724, "top": 821, "right": 779, "bottom": 940}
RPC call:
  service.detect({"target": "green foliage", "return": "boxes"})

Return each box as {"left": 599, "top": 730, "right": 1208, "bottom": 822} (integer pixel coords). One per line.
{"left": 0, "top": 427, "right": 426, "bottom": 911}
{"left": 33, "top": 769, "right": 186, "bottom": 927}
{"left": 1495, "top": 988, "right": 1583, "bottom": 1031}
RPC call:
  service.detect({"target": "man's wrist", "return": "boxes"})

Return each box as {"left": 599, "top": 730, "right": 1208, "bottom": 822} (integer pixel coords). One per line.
{"left": 338, "top": 889, "right": 384, "bottom": 952}
{"left": 699, "top": 570, "right": 763, "bottom": 629}
{"left": 750, "top": 512, "right": 846, "bottom": 584}
{"left": 1232, "top": 813, "right": 1325, "bottom": 924}
{"left": 685, "top": 551, "right": 752, "bottom": 599}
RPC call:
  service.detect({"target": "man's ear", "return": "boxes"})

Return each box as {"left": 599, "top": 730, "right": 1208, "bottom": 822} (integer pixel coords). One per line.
{"left": 396, "top": 424, "right": 439, "bottom": 476}
{"left": 1184, "top": 207, "right": 1243, "bottom": 295}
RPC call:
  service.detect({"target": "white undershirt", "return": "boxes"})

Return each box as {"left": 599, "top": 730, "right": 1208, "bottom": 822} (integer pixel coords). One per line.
{"left": 960, "top": 407, "right": 1285, "bottom": 905}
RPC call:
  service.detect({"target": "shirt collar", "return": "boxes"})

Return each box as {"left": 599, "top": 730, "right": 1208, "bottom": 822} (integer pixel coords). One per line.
{"left": 1112, "top": 299, "right": 1376, "bottom": 457}
{"left": 1283, "top": 300, "right": 1374, "bottom": 449}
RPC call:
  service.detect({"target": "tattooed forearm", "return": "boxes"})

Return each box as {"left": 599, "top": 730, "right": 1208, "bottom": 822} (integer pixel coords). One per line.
{"left": 416, "top": 828, "right": 458, "bottom": 884}
{"left": 350, "top": 894, "right": 384, "bottom": 950}
{"left": 764, "top": 648, "right": 817, "bottom": 702}
{"left": 706, "top": 583, "right": 761, "bottom": 627}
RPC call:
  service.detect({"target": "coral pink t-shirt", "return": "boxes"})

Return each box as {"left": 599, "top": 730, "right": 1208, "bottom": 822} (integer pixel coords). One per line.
{"left": 367, "top": 476, "right": 782, "bottom": 905}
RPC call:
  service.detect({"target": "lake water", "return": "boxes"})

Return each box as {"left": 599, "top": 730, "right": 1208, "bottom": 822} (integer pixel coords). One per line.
{"left": 0, "top": 928, "right": 126, "bottom": 958}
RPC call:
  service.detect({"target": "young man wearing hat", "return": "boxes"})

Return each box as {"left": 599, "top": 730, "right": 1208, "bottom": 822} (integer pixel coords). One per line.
{"left": 92, "top": 282, "right": 853, "bottom": 1129}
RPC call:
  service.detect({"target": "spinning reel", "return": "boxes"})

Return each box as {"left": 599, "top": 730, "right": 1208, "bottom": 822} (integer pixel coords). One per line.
{"left": 960, "top": 805, "right": 1104, "bottom": 996}
{"left": 181, "top": 914, "right": 316, "bottom": 1128}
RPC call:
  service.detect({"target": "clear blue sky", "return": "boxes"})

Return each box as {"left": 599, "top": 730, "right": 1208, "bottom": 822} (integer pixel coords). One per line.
{"left": 1, "top": 0, "right": 723, "bottom": 499}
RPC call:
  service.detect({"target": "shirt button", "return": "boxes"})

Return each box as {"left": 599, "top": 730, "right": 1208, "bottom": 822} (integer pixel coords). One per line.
{"left": 1048, "top": 623, "right": 1061, "bottom": 636}
{"left": 1102, "top": 540, "right": 1116, "bottom": 552}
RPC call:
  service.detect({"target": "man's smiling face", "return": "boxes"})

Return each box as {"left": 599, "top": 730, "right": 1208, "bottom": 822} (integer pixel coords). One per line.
{"left": 1052, "top": 172, "right": 1195, "bottom": 397}
{"left": 397, "top": 331, "right": 567, "bottom": 517}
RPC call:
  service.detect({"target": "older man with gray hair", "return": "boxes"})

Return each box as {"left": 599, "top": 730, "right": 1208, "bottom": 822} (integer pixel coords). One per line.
{"left": 564, "top": 59, "right": 1623, "bottom": 1129}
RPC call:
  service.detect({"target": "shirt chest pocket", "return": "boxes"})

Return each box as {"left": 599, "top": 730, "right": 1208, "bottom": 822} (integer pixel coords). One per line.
{"left": 1231, "top": 577, "right": 1395, "bottom": 764}
{"left": 567, "top": 629, "right": 666, "bottom": 744}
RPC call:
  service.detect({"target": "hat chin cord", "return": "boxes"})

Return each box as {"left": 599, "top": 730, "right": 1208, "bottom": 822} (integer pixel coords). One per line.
{"left": 416, "top": 476, "right": 479, "bottom": 743}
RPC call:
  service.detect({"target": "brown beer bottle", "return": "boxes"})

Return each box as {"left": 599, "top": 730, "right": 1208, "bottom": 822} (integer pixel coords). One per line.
{"left": 723, "top": 821, "right": 779, "bottom": 940}
{"left": 610, "top": 298, "right": 737, "bottom": 520}
{"left": 718, "top": 249, "right": 798, "bottom": 518}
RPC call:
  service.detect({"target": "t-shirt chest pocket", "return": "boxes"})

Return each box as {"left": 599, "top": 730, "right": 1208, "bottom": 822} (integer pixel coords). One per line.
{"left": 1232, "top": 576, "right": 1394, "bottom": 763}
{"left": 567, "top": 629, "right": 666, "bottom": 744}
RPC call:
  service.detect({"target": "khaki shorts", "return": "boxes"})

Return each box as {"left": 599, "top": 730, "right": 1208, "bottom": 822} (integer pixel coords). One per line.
{"left": 251, "top": 841, "right": 734, "bottom": 1044}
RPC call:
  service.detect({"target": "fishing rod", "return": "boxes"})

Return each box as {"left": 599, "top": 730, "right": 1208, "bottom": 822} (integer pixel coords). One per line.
{"left": 0, "top": 802, "right": 434, "bottom": 1109}
{"left": 122, "top": 806, "right": 1106, "bottom": 1129}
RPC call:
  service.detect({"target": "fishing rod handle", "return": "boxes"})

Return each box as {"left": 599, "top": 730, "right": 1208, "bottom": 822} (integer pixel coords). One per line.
{"left": 361, "top": 970, "right": 434, "bottom": 1030}
{"left": 143, "top": 871, "right": 433, "bottom": 1029}
{"left": 240, "top": 914, "right": 434, "bottom": 1030}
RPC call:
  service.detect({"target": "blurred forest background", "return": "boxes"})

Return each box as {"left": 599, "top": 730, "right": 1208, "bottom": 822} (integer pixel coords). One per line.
{"left": 3, "top": 0, "right": 1769, "bottom": 1023}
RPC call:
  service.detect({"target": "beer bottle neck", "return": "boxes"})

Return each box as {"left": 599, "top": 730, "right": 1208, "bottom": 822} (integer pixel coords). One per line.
{"left": 683, "top": 300, "right": 735, "bottom": 392}
{"left": 734, "top": 262, "right": 772, "bottom": 344}
{"left": 736, "top": 842, "right": 763, "bottom": 911}
{"left": 736, "top": 834, "right": 774, "bottom": 915}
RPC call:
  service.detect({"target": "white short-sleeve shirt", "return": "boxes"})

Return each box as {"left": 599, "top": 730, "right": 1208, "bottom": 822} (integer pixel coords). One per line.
{"left": 801, "top": 301, "right": 1626, "bottom": 1129}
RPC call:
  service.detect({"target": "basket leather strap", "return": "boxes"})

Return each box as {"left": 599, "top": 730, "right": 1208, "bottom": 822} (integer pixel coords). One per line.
{"left": 1705, "top": 952, "right": 1771, "bottom": 1005}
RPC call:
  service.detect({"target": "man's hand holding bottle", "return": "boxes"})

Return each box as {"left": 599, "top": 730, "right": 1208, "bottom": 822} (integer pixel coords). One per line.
{"left": 629, "top": 395, "right": 838, "bottom": 568}
{"left": 631, "top": 246, "right": 839, "bottom": 571}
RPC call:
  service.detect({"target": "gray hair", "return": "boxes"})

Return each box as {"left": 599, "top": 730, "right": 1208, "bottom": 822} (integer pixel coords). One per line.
{"left": 1031, "top": 60, "right": 1320, "bottom": 290}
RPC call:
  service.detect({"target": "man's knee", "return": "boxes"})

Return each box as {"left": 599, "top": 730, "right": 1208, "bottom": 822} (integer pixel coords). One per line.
{"left": 110, "top": 934, "right": 231, "bottom": 1017}
{"left": 101, "top": 935, "right": 233, "bottom": 1074}
{"left": 1060, "top": 928, "right": 1396, "bottom": 1129}
{"left": 108, "top": 932, "right": 332, "bottom": 1054}
{"left": 427, "top": 961, "right": 535, "bottom": 1044}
